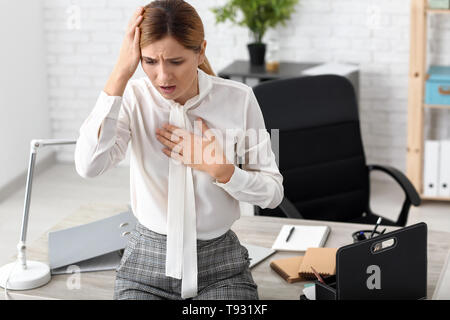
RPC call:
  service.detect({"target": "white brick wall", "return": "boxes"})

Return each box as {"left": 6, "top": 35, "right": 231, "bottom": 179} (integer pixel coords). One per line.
{"left": 43, "top": 0, "right": 450, "bottom": 177}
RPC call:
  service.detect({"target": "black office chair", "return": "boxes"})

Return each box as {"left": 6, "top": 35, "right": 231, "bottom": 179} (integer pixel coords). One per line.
{"left": 252, "top": 75, "right": 420, "bottom": 227}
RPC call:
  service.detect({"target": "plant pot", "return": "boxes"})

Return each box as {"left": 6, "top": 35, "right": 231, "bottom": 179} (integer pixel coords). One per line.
{"left": 247, "top": 43, "right": 266, "bottom": 66}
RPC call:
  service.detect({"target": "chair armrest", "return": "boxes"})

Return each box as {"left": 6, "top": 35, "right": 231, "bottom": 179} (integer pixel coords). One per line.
{"left": 279, "top": 196, "right": 304, "bottom": 219}
{"left": 368, "top": 164, "right": 421, "bottom": 206}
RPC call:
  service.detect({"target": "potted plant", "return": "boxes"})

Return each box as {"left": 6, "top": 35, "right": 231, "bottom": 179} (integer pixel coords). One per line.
{"left": 211, "top": 0, "right": 300, "bottom": 66}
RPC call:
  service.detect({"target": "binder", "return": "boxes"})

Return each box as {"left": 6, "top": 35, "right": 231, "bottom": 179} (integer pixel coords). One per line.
{"left": 48, "top": 209, "right": 273, "bottom": 274}
{"left": 439, "top": 140, "right": 450, "bottom": 197}
{"left": 313, "top": 222, "right": 427, "bottom": 300}
{"left": 424, "top": 140, "right": 440, "bottom": 197}
{"left": 48, "top": 210, "right": 137, "bottom": 274}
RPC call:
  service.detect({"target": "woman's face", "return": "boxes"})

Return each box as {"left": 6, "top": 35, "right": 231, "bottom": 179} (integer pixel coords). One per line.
{"left": 141, "top": 36, "right": 206, "bottom": 105}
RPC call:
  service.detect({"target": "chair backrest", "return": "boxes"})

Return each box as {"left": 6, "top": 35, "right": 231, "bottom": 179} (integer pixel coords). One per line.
{"left": 253, "top": 75, "right": 369, "bottom": 222}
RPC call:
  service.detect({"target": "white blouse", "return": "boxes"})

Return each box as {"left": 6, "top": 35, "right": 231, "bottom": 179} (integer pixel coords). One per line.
{"left": 74, "top": 68, "right": 284, "bottom": 298}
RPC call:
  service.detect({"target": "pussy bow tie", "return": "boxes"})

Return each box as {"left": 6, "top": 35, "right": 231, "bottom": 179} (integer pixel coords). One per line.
{"left": 165, "top": 102, "right": 198, "bottom": 299}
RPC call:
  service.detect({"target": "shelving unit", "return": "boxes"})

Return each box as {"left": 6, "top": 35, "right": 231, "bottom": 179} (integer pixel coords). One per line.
{"left": 406, "top": 0, "right": 450, "bottom": 201}
{"left": 425, "top": 104, "right": 450, "bottom": 110}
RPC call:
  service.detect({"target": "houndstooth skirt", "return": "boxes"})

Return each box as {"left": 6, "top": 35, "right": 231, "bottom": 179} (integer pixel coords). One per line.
{"left": 113, "top": 221, "right": 259, "bottom": 300}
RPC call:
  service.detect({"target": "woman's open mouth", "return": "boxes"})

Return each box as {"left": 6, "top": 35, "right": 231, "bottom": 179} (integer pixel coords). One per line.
{"left": 160, "top": 85, "right": 176, "bottom": 94}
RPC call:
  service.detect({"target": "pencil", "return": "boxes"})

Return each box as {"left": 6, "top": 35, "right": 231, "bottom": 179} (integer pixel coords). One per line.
{"left": 311, "top": 266, "right": 326, "bottom": 284}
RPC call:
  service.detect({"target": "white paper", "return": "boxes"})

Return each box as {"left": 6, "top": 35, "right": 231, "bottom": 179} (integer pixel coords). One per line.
{"left": 271, "top": 224, "right": 330, "bottom": 252}
{"left": 301, "top": 63, "right": 359, "bottom": 76}
{"left": 303, "top": 285, "right": 316, "bottom": 300}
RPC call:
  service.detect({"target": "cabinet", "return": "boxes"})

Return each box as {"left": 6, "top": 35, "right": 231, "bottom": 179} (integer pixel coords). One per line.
{"left": 407, "top": 0, "right": 450, "bottom": 201}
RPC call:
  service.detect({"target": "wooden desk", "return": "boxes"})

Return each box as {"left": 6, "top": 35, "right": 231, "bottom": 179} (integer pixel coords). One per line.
{"left": 2, "top": 204, "right": 450, "bottom": 300}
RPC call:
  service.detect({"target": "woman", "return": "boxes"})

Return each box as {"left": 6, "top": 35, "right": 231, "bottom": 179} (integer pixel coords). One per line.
{"left": 75, "top": 0, "right": 283, "bottom": 300}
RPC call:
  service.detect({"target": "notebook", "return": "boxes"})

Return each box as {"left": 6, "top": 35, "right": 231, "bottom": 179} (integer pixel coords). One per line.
{"left": 270, "top": 256, "right": 305, "bottom": 283}
{"left": 298, "top": 247, "right": 337, "bottom": 279}
{"left": 271, "top": 224, "right": 331, "bottom": 252}
{"left": 270, "top": 248, "right": 337, "bottom": 283}
{"left": 432, "top": 249, "right": 450, "bottom": 300}
{"left": 242, "top": 243, "right": 276, "bottom": 268}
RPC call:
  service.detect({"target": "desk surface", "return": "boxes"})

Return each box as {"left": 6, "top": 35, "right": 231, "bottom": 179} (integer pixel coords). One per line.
{"left": 218, "top": 59, "right": 320, "bottom": 80}
{"left": 3, "top": 204, "right": 450, "bottom": 300}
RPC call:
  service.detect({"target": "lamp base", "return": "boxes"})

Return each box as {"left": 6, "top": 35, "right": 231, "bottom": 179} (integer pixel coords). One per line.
{"left": 0, "top": 260, "right": 51, "bottom": 290}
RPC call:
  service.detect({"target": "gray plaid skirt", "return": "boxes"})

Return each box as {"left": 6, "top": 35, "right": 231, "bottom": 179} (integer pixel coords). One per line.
{"left": 113, "top": 221, "right": 259, "bottom": 300}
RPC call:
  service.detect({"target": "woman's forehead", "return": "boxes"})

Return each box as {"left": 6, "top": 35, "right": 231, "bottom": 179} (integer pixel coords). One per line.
{"left": 141, "top": 36, "right": 192, "bottom": 58}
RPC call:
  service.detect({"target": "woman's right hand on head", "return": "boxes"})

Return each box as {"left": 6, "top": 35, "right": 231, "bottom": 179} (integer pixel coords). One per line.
{"left": 113, "top": 6, "right": 144, "bottom": 80}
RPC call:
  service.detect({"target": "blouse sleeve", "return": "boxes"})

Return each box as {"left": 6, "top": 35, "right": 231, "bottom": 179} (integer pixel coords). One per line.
{"left": 213, "top": 87, "right": 284, "bottom": 209}
{"left": 74, "top": 85, "right": 133, "bottom": 178}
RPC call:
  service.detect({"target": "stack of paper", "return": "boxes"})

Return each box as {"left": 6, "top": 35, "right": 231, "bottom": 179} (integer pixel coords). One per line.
{"left": 301, "top": 63, "right": 359, "bottom": 76}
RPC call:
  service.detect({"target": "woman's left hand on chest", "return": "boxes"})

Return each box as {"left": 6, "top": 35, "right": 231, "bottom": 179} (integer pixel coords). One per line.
{"left": 155, "top": 117, "right": 235, "bottom": 183}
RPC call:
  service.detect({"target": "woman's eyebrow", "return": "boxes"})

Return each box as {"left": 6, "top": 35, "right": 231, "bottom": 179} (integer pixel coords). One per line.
{"left": 142, "top": 56, "right": 183, "bottom": 61}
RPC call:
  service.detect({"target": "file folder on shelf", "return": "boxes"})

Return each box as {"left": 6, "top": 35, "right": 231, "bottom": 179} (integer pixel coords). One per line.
{"left": 424, "top": 140, "right": 440, "bottom": 197}
{"left": 439, "top": 140, "right": 450, "bottom": 197}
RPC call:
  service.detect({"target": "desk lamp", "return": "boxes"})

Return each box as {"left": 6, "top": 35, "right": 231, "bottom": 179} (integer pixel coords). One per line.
{"left": 0, "top": 139, "right": 76, "bottom": 294}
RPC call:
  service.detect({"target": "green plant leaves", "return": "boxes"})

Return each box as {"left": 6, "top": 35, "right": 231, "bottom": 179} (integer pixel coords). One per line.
{"left": 210, "top": 0, "right": 300, "bottom": 43}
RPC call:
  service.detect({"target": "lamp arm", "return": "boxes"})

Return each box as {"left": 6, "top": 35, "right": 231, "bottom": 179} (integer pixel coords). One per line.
{"left": 18, "top": 139, "right": 77, "bottom": 269}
